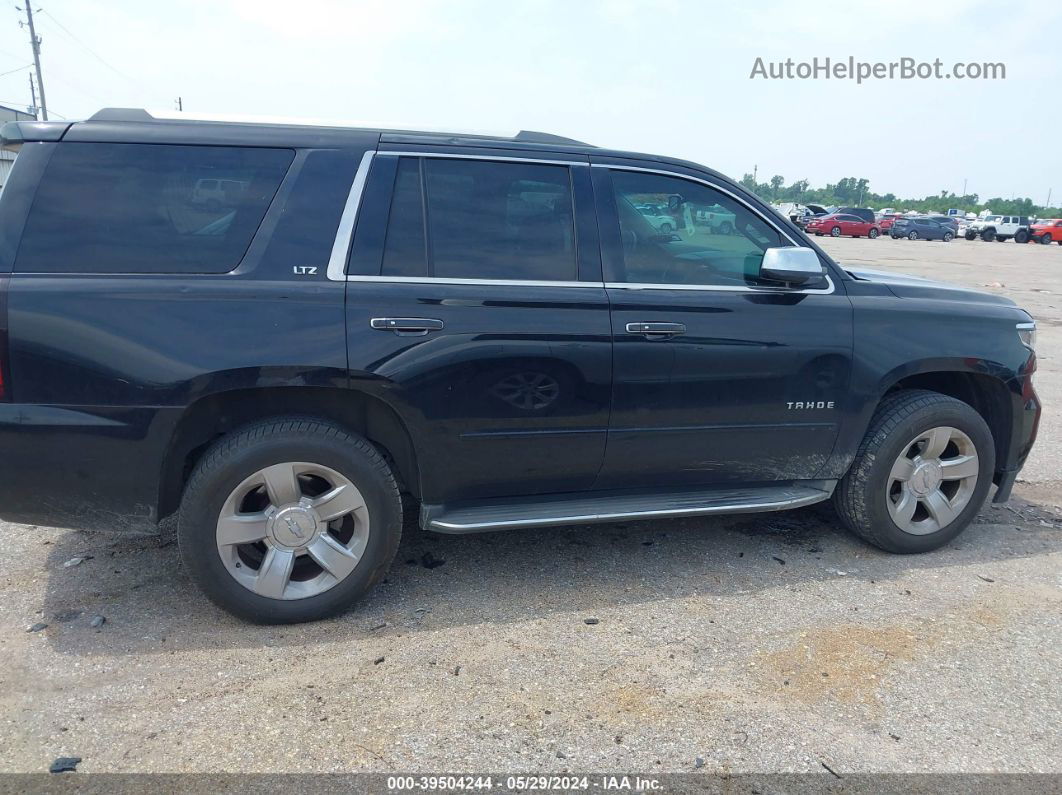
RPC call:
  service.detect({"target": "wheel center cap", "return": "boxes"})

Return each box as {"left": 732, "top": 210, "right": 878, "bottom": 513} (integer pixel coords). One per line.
{"left": 269, "top": 506, "right": 318, "bottom": 548}
{"left": 910, "top": 460, "right": 943, "bottom": 496}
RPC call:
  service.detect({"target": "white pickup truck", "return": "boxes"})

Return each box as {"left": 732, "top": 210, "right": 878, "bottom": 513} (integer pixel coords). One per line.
{"left": 964, "top": 215, "right": 1030, "bottom": 243}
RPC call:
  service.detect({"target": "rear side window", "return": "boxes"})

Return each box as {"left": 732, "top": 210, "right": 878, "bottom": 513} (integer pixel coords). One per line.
{"left": 380, "top": 156, "right": 577, "bottom": 281}
{"left": 16, "top": 143, "right": 293, "bottom": 274}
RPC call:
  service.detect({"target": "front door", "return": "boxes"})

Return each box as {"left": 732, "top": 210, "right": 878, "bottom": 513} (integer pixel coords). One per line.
{"left": 591, "top": 162, "right": 854, "bottom": 489}
{"left": 343, "top": 149, "right": 612, "bottom": 504}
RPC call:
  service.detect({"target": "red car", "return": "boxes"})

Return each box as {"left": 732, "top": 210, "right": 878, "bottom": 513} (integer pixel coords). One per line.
{"left": 877, "top": 214, "right": 903, "bottom": 233}
{"left": 805, "top": 213, "right": 880, "bottom": 239}
{"left": 1030, "top": 218, "right": 1062, "bottom": 245}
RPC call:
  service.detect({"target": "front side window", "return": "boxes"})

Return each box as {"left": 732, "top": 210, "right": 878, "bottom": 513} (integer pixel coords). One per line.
{"left": 381, "top": 157, "right": 577, "bottom": 281}
{"left": 16, "top": 142, "right": 293, "bottom": 274}
{"left": 606, "top": 169, "right": 784, "bottom": 287}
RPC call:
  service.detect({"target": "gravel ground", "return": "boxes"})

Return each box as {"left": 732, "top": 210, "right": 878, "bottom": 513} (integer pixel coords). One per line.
{"left": 1, "top": 235, "right": 1060, "bottom": 775}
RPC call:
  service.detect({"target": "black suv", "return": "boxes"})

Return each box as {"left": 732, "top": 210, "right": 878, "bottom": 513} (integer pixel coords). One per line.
{"left": 0, "top": 110, "right": 1041, "bottom": 623}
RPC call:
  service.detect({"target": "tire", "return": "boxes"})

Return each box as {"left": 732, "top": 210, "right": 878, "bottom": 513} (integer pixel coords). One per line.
{"left": 719, "top": 221, "right": 733, "bottom": 235}
{"left": 981, "top": 229, "right": 996, "bottom": 241}
{"left": 178, "top": 418, "right": 402, "bottom": 623}
{"left": 833, "top": 390, "right": 995, "bottom": 554}
{"left": 942, "top": 231, "right": 953, "bottom": 242}
{"left": 868, "top": 228, "right": 879, "bottom": 239}
{"left": 831, "top": 226, "right": 842, "bottom": 237}
{"left": 996, "top": 236, "right": 1007, "bottom": 242}
{"left": 1014, "top": 229, "right": 1029, "bottom": 244}
{"left": 907, "top": 231, "right": 918, "bottom": 240}
{"left": 965, "top": 231, "right": 976, "bottom": 240}
{"left": 1040, "top": 234, "right": 1052, "bottom": 245}
{"left": 659, "top": 223, "right": 673, "bottom": 233}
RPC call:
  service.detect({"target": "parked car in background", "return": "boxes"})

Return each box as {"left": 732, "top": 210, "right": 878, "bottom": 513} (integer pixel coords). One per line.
{"left": 1030, "top": 218, "right": 1062, "bottom": 245}
{"left": 694, "top": 203, "right": 737, "bottom": 235}
{"left": 837, "top": 207, "right": 876, "bottom": 224}
{"left": 806, "top": 213, "right": 880, "bottom": 238}
{"left": 891, "top": 216, "right": 954, "bottom": 241}
{"left": 878, "top": 214, "right": 902, "bottom": 233}
{"left": 927, "top": 215, "right": 960, "bottom": 233}
{"left": 965, "top": 215, "right": 1030, "bottom": 242}
{"left": 637, "top": 206, "right": 679, "bottom": 233}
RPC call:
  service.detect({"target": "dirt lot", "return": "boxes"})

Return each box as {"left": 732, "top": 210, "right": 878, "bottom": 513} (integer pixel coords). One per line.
{"left": 1, "top": 235, "right": 1060, "bottom": 775}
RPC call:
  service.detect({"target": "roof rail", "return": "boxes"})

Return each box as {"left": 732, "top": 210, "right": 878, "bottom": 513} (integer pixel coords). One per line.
{"left": 86, "top": 108, "right": 592, "bottom": 146}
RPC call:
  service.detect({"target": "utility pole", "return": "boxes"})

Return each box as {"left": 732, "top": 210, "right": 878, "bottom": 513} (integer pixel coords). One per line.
{"left": 20, "top": 4, "right": 48, "bottom": 121}
{"left": 962, "top": 177, "right": 967, "bottom": 197}
{"left": 28, "top": 73, "right": 37, "bottom": 119}
{"left": 175, "top": 96, "right": 183, "bottom": 111}
{"left": 1048, "top": 188, "right": 1053, "bottom": 209}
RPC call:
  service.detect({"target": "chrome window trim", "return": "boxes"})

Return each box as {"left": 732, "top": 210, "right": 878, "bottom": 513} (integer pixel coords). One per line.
{"left": 604, "top": 276, "right": 833, "bottom": 294}
{"left": 377, "top": 150, "right": 586, "bottom": 166}
{"left": 325, "top": 151, "right": 837, "bottom": 295}
{"left": 346, "top": 275, "right": 597, "bottom": 288}
{"left": 326, "top": 149, "right": 376, "bottom": 281}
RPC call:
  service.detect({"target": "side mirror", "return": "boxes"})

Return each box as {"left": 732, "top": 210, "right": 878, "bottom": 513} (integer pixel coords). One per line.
{"left": 667, "top": 194, "right": 683, "bottom": 211}
{"left": 759, "top": 247, "right": 826, "bottom": 285}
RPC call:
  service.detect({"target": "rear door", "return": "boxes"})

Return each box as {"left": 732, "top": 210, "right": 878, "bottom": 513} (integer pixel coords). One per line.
{"left": 340, "top": 148, "right": 612, "bottom": 504}
{"left": 592, "top": 161, "right": 853, "bottom": 489}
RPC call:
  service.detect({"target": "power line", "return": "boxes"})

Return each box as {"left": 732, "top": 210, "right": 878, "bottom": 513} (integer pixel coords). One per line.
{"left": 17, "top": 3, "right": 48, "bottom": 120}
{"left": 0, "top": 63, "right": 32, "bottom": 79}
{"left": 36, "top": 7, "right": 145, "bottom": 88}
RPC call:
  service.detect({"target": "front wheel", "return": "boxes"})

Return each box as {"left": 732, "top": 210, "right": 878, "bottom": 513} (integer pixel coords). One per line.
{"left": 1041, "top": 234, "right": 1053, "bottom": 245}
{"left": 719, "top": 221, "right": 733, "bottom": 235}
{"left": 178, "top": 418, "right": 402, "bottom": 623}
{"left": 981, "top": 229, "right": 996, "bottom": 241}
{"left": 868, "top": 228, "right": 880, "bottom": 239}
{"left": 943, "top": 231, "right": 953, "bottom": 242}
{"left": 965, "top": 231, "right": 976, "bottom": 240}
{"left": 659, "top": 223, "right": 673, "bottom": 233}
{"left": 833, "top": 390, "right": 994, "bottom": 553}
{"left": 1014, "top": 229, "right": 1029, "bottom": 244}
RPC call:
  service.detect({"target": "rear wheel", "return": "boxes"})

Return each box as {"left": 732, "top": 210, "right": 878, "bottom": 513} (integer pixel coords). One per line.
{"left": 943, "top": 231, "right": 953, "bottom": 242}
{"left": 831, "top": 226, "right": 842, "bottom": 237}
{"left": 178, "top": 418, "right": 402, "bottom": 623}
{"left": 981, "top": 229, "right": 996, "bottom": 241}
{"left": 719, "top": 221, "right": 733, "bottom": 235}
{"left": 659, "top": 222, "right": 673, "bottom": 233}
{"left": 833, "top": 390, "right": 994, "bottom": 553}
{"left": 965, "top": 231, "right": 976, "bottom": 240}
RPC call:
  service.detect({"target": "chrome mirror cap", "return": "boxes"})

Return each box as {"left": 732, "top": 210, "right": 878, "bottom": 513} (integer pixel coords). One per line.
{"left": 760, "top": 247, "right": 826, "bottom": 284}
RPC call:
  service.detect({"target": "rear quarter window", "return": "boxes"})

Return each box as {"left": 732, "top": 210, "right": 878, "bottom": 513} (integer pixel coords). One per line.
{"left": 15, "top": 142, "right": 293, "bottom": 274}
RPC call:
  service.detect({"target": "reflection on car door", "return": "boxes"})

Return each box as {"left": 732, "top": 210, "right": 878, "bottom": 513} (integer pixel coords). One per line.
{"left": 591, "top": 161, "right": 854, "bottom": 489}
{"left": 342, "top": 149, "right": 612, "bottom": 504}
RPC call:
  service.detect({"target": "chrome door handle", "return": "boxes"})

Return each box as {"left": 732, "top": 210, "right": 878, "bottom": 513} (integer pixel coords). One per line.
{"left": 625, "top": 321, "right": 686, "bottom": 339}
{"left": 370, "top": 317, "right": 445, "bottom": 336}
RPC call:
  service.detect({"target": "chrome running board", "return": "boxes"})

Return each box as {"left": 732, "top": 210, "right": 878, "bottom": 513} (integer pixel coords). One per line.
{"left": 420, "top": 481, "right": 835, "bottom": 534}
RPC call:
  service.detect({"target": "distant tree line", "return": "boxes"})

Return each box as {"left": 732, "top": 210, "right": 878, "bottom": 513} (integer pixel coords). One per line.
{"left": 738, "top": 173, "right": 1061, "bottom": 217}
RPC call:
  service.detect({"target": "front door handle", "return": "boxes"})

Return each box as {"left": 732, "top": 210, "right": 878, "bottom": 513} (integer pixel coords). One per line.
{"left": 625, "top": 321, "right": 686, "bottom": 339}
{"left": 371, "top": 317, "right": 445, "bottom": 336}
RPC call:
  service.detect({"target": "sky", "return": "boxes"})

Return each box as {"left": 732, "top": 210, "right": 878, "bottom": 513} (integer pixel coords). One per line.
{"left": 0, "top": 0, "right": 1058, "bottom": 205}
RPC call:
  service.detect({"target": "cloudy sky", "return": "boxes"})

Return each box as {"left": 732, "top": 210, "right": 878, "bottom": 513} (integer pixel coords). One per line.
{"left": 0, "top": 0, "right": 1057, "bottom": 203}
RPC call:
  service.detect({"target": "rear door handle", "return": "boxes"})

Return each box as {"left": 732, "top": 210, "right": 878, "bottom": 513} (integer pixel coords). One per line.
{"left": 625, "top": 321, "right": 686, "bottom": 339}
{"left": 370, "top": 317, "right": 445, "bottom": 336}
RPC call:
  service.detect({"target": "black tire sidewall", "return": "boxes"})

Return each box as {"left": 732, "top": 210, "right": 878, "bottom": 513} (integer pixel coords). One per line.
{"left": 178, "top": 423, "right": 401, "bottom": 623}
{"left": 853, "top": 400, "right": 995, "bottom": 553}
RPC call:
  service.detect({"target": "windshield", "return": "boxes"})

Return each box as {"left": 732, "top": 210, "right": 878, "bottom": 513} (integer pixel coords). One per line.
{"left": 983, "top": 215, "right": 1001, "bottom": 222}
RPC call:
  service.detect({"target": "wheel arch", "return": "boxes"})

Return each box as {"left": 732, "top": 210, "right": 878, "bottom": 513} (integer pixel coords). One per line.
{"left": 880, "top": 367, "right": 1014, "bottom": 480}
{"left": 157, "top": 386, "right": 422, "bottom": 521}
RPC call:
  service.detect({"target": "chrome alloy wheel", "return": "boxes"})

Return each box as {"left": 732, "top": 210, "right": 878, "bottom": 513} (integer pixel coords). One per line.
{"left": 216, "top": 462, "right": 370, "bottom": 599}
{"left": 886, "top": 426, "right": 979, "bottom": 535}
